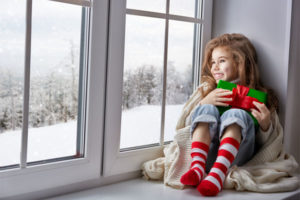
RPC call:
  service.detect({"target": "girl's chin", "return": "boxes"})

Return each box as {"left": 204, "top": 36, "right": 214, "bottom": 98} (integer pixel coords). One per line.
{"left": 215, "top": 79, "right": 223, "bottom": 84}
{"left": 215, "top": 78, "right": 230, "bottom": 84}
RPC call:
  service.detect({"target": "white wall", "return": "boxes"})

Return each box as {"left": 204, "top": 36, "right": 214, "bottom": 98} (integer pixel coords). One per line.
{"left": 284, "top": 0, "right": 300, "bottom": 171}
{"left": 212, "top": 0, "right": 299, "bottom": 166}
{"left": 212, "top": 0, "right": 291, "bottom": 124}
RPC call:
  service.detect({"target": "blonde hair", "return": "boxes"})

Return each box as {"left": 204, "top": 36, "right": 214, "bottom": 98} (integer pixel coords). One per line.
{"left": 199, "top": 33, "right": 278, "bottom": 113}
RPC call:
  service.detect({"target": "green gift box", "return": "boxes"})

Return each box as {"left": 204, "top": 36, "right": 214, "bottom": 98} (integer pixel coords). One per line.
{"left": 216, "top": 80, "right": 267, "bottom": 127}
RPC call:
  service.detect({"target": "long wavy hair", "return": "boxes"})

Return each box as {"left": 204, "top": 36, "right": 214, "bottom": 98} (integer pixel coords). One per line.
{"left": 199, "top": 33, "right": 278, "bottom": 113}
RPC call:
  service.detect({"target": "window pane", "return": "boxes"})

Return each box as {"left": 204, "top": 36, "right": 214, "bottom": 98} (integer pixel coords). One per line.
{"left": 28, "top": 0, "right": 84, "bottom": 163}
{"left": 126, "top": 0, "right": 166, "bottom": 13}
{"left": 170, "top": 0, "right": 202, "bottom": 18}
{"left": 120, "top": 15, "right": 165, "bottom": 149}
{"left": 0, "top": 0, "right": 25, "bottom": 167}
{"left": 165, "top": 21, "right": 195, "bottom": 141}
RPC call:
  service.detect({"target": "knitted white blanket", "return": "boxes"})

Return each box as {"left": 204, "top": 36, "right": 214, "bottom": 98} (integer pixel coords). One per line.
{"left": 142, "top": 87, "right": 300, "bottom": 192}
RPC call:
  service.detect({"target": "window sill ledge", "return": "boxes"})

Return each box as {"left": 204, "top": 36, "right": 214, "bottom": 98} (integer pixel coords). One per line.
{"left": 47, "top": 177, "right": 300, "bottom": 200}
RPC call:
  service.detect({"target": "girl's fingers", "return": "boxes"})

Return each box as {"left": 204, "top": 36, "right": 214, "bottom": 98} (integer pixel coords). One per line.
{"left": 216, "top": 90, "right": 233, "bottom": 97}
{"left": 218, "top": 89, "right": 232, "bottom": 93}
{"left": 253, "top": 101, "right": 268, "bottom": 113}
{"left": 251, "top": 109, "right": 261, "bottom": 121}
{"left": 261, "top": 104, "right": 269, "bottom": 113}
{"left": 216, "top": 88, "right": 230, "bottom": 92}
{"left": 217, "top": 97, "right": 232, "bottom": 102}
{"left": 216, "top": 88, "right": 228, "bottom": 92}
{"left": 215, "top": 102, "right": 229, "bottom": 107}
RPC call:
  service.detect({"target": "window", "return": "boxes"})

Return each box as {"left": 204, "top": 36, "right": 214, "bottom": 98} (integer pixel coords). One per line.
{"left": 0, "top": 0, "right": 85, "bottom": 168}
{"left": 103, "top": 0, "right": 212, "bottom": 176}
{"left": 0, "top": 0, "right": 213, "bottom": 198}
{"left": 0, "top": 0, "right": 108, "bottom": 198}
{"left": 0, "top": 0, "right": 26, "bottom": 168}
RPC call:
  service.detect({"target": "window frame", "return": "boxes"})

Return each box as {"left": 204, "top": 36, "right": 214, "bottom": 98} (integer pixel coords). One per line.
{"left": 0, "top": 0, "right": 108, "bottom": 198}
{"left": 103, "top": 0, "right": 213, "bottom": 176}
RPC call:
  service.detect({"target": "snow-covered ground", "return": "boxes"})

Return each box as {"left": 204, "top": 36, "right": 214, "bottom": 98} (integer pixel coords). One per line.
{"left": 0, "top": 104, "right": 183, "bottom": 167}
{"left": 0, "top": 121, "right": 77, "bottom": 167}
{"left": 120, "top": 104, "right": 183, "bottom": 148}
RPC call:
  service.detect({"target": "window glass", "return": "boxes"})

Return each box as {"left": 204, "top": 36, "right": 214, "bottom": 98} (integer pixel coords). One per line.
{"left": 27, "top": 0, "right": 83, "bottom": 162}
{"left": 120, "top": 1, "right": 202, "bottom": 149}
{"left": 170, "top": 0, "right": 202, "bottom": 18}
{"left": 126, "top": 0, "right": 166, "bottom": 13}
{"left": 164, "top": 20, "right": 194, "bottom": 141}
{"left": 120, "top": 15, "right": 165, "bottom": 149}
{"left": 0, "top": 0, "right": 26, "bottom": 168}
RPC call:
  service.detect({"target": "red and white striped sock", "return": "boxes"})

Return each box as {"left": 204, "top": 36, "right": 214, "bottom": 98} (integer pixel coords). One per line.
{"left": 180, "top": 141, "right": 209, "bottom": 186}
{"left": 197, "top": 137, "right": 240, "bottom": 196}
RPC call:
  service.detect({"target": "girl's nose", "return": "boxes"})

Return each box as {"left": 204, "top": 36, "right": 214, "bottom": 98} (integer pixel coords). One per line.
{"left": 213, "top": 63, "right": 219, "bottom": 71}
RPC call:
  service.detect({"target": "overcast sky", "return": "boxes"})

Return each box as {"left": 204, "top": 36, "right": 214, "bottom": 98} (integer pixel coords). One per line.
{"left": 0, "top": 0, "right": 81, "bottom": 77}
{"left": 0, "top": 0, "right": 200, "bottom": 76}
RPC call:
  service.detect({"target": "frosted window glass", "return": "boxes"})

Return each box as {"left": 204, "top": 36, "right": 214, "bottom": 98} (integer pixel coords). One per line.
{"left": 0, "top": 0, "right": 26, "bottom": 167}
{"left": 27, "top": 0, "right": 83, "bottom": 163}
{"left": 120, "top": 15, "right": 165, "bottom": 149}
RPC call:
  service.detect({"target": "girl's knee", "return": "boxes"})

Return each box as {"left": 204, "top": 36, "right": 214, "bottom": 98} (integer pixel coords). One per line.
{"left": 192, "top": 104, "right": 219, "bottom": 120}
{"left": 221, "top": 108, "right": 249, "bottom": 119}
{"left": 190, "top": 105, "right": 220, "bottom": 139}
{"left": 220, "top": 109, "right": 253, "bottom": 126}
{"left": 219, "top": 109, "right": 255, "bottom": 142}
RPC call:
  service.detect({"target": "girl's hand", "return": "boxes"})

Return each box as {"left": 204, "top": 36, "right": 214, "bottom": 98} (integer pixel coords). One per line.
{"left": 251, "top": 101, "right": 271, "bottom": 131}
{"left": 200, "top": 88, "right": 233, "bottom": 107}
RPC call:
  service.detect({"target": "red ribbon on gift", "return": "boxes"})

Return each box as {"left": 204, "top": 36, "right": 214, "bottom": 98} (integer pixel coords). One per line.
{"left": 228, "top": 85, "right": 260, "bottom": 111}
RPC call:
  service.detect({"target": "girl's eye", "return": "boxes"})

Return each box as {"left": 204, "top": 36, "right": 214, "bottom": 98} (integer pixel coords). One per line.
{"left": 220, "top": 59, "right": 226, "bottom": 63}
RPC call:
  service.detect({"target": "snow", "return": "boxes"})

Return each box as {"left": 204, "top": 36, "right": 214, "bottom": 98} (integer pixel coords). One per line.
{"left": 0, "top": 121, "right": 77, "bottom": 166}
{"left": 0, "top": 105, "right": 184, "bottom": 166}
{"left": 120, "top": 104, "right": 184, "bottom": 148}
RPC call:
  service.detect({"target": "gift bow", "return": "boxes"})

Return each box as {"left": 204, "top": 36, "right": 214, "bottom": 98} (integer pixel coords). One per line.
{"left": 228, "top": 85, "right": 260, "bottom": 111}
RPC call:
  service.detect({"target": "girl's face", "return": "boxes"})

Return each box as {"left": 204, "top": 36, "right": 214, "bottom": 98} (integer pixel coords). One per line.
{"left": 210, "top": 46, "right": 239, "bottom": 84}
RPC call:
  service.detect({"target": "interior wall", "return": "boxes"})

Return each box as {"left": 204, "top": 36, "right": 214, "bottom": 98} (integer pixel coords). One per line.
{"left": 211, "top": 0, "right": 299, "bottom": 166}
{"left": 284, "top": 0, "right": 300, "bottom": 171}
{"left": 212, "top": 0, "right": 291, "bottom": 124}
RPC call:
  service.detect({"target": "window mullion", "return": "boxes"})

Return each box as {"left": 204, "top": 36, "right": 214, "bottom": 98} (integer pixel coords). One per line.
{"left": 160, "top": 0, "right": 170, "bottom": 146}
{"left": 20, "top": 0, "right": 33, "bottom": 169}
{"left": 126, "top": 8, "right": 203, "bottom": 24}
{"left": 49, "top": 0, "right": 91, "bottom": 7}
{"left": 76, "top": 7, "right": 90, "bottom": 157}
{"left": 198, "top": 0, "right": 213, "bottom": 87}
{"left": 193, "top": 1, "right": 203, "bottom": 90}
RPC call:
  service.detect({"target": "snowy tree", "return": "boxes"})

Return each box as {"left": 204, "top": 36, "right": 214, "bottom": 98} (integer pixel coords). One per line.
{"left": 122, "top": 69, "right": 137, "bottom": 109}
{"left": 44, "top": 72, "right": 57, "bottom": 125}
{"left": 0, "top": 69, "right": 23, "bottom": 131}
{"left": 122, "top": 63, "right": 193, "bottom": 110}
{"left": 122, "top": 65, "right": 162, "bottom": 109}
{"left": 0, "top": 108, "right": 10, "bottom": 132}
{"left": 137, "top": 65, "right": 159, "bottom": 105}
{"left": 29, "top": 40, "right": 79, "bottom": 126}
{"left": 181, "top": 64, "right": 193, "bottom": 101}
{"left": 166, "top": 62, "right": 193, "bottom": 105}
{"left": 65, "top": 40, "right": 79, "bottom": 120}
{"left": 0, "top": 40, "right": 80, "bottom": 132}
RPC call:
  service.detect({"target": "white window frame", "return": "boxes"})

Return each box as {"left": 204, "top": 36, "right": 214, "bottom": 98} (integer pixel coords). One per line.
{"left": 103, "top": 0, "right": 213, "bottom": 176}
{"left": 0, "top": 0, "right": 108, "bottom": 198}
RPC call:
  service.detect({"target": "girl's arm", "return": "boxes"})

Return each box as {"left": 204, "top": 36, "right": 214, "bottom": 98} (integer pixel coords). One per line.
{"left": 251, "top": 101, "right": 273, "bottom": 145}
{"left": 251, "top": 101, "right": 271, "bottom": 131}
{"left": 256, "top": 120, "right": 273, "bottom": 145}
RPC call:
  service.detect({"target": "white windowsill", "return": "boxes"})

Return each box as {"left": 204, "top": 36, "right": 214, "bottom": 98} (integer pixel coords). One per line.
{"left": 46, "top": 177, "right": 300, "bottom": 200}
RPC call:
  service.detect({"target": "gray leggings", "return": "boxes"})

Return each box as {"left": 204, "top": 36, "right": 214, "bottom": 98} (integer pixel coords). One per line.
{"left": 190, "top": 104, "right": 255, "bottom": 173}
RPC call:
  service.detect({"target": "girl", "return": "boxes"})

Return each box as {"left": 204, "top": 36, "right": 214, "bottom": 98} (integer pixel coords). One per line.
{"left": 180, "top": 33, "right": 278, "bottom": 196}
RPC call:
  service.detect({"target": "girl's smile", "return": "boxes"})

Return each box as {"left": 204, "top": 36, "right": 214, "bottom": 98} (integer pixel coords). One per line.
{"left": 211, "top": 46, "right": 238, "bottom": 83}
